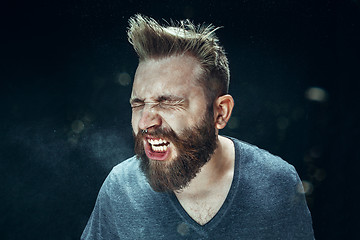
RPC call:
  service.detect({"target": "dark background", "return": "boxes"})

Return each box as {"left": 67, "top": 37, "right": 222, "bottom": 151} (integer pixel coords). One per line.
{"left": 1, "top": 0, "right": 359, "bottom": 239}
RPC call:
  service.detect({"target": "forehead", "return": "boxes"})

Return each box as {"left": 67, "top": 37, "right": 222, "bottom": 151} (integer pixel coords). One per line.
{"left": 131, "top": 55, "right": 204, "bottom": 99}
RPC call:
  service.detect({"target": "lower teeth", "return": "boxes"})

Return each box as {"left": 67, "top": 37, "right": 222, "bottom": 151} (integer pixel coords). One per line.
{"left": 151, "top": 145, "right": 167, "bottom": 152}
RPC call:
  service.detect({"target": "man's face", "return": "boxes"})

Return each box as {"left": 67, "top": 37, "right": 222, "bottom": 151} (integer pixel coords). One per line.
{"left": 130, "top": 55, "right": 218, "bottom": 192}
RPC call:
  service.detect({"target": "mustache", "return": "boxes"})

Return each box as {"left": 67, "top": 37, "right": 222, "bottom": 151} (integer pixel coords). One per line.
{"left": 133, "top": 125, "right": 200, "bottom": 161}
{"left": 135, "top": 127, "right": 180, "bottom": 144}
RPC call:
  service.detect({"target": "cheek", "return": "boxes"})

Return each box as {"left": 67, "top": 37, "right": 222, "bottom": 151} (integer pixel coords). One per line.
{"left": 187, "top": 108, "right": 208, "bottom": 127}
{"left": 162, "top": 113, "right": 188, "bottom": 132}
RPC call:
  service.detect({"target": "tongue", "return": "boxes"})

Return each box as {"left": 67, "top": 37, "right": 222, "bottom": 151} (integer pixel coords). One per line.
{"left": 145, "top": 143, "right": 170, "bottom": 161}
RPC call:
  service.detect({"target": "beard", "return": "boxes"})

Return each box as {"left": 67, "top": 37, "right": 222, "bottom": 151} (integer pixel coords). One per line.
{"left": 133, "top": 111, "right": 217, "bottom": 192}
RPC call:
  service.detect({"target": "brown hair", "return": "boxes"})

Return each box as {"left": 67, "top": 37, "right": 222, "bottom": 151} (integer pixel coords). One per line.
{"left": 127, "top": 14, "right": 230, "bottom": 104}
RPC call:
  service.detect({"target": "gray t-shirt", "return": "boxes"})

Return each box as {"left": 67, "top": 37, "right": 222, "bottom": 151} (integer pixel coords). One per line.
{"left": 82, "top": 137, "right": 314, "bottom": 239}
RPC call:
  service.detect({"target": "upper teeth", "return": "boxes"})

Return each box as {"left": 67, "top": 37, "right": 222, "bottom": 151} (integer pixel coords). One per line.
{"left": 147, "top": 138, "right": 169, "bottom": 152}
{"left": 147, "top": 138, "right": 168, "bottom": 145}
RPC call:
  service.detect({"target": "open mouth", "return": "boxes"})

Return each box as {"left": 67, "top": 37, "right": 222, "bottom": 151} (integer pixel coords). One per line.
{"left": 147, "top": 138, "right": 170, "bottom": 152}
{"left": 145, "top": 137, "right": 171, "bottom": 161}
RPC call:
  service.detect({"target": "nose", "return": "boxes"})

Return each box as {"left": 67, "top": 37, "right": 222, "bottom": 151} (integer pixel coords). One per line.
{"left": 138, "top": 105, "right": 162, "bottom": 132}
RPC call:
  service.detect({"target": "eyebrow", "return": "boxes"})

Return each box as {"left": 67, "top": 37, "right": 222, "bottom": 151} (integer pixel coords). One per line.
{"left": 156, "top": 95, "right": 185, "bottom": 102}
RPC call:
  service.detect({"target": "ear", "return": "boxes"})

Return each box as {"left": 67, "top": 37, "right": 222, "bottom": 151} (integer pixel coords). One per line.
{"left": 213, "top": 94, "right": 234, "bottom": 130}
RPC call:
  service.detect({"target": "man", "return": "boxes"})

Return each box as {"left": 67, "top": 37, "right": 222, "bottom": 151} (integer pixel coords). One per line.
{"left": 82, "top": 14, "right": 314, "bottom": 239}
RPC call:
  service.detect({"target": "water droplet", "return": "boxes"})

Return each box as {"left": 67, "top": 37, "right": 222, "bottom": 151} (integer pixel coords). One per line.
{"left": 305, "top": 87, "right": 328, "bottom": 102}
{"left": 71, "top": 120, "right": 85, "bottom": 134}
{"left": 177, "top": 222, "right": 190, "bottom": 236}
{"left": 297, "top": 180, "right": 314, "bottom": 195}
{"left": 117, "top": 72, "right": 131, "bottom": 86}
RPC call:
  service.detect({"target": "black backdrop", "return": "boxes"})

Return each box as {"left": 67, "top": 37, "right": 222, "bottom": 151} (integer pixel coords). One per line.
{"left": 1, "top": 0, "right": 359, "bottom": 239}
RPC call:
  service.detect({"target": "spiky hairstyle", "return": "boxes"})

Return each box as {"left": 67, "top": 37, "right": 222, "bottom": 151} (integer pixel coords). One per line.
{"left": 127, "top": 14, "right": 230, "bottom": 103}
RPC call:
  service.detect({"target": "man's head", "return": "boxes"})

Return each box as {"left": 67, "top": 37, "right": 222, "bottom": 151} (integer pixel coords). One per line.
{"left": 127, "top": 14, "right": 234, "bottom": 192}
{"left": 128, "top": 14, "right": 230, "bottom": 104}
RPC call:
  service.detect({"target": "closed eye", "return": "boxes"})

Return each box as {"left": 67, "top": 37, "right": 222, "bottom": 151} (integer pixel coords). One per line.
{"left": 129, "top": 95, "right": 188, "bottom": 110}
{"left": 157, "top": 95, "right": 187, "bottom": 109}
{"left": 130, "top": 98, "right": 145, "bottom": 109}
{"left": 131, "top": 103, "right": 145, "bottom": 109}
{"left": 159, "top": 99, "right": 186, "bottom": 110}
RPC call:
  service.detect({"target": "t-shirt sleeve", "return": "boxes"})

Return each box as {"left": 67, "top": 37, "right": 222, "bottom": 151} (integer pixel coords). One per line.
{"left": 238, "top": 141, "right": 315, "bottom": 239}
{"left": 81, "top": 170, "right": 120, "bottom": 240}
{"left": 278, "top": 164, "right": 315, "bottom": 239}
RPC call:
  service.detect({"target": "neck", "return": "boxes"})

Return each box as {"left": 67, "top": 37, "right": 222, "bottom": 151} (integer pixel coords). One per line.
{"left": 174, "top": 135, "right": 235, "bottom": 196}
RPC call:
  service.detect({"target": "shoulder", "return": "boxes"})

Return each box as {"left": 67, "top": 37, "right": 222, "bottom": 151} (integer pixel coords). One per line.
{"left": 99, "top": 156, "right": 149, "bottom": 199}
{"left": 231, "top": 137, "right": 297, "bottom": 180}
{"left": 109, "top": 156, "right": 142, "bottom": 181}
{"left": 228, "top": 137, "right": 302, "bottom": 199}
{"left": 228, "top": 138, "right": 314, "bottom": 237}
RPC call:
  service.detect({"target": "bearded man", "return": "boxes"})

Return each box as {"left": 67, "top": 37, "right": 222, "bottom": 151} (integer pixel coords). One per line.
{"left": 82, "top": 14, "right": 314, "bottom": 239}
